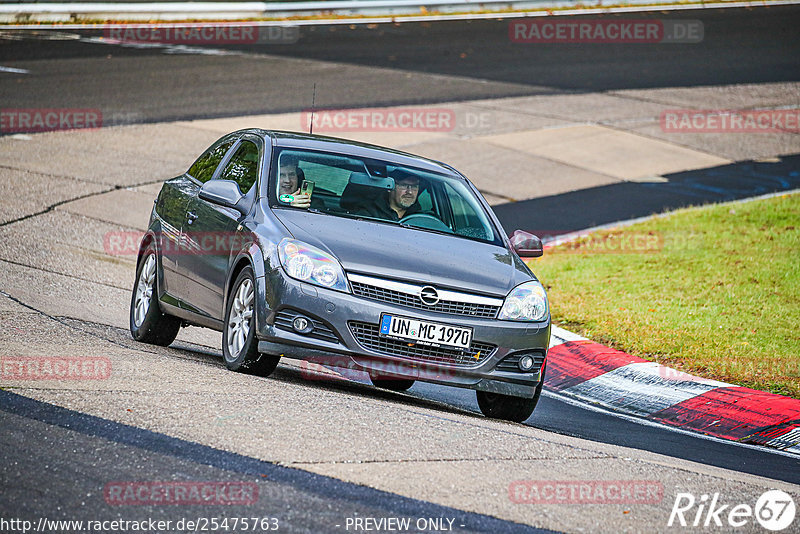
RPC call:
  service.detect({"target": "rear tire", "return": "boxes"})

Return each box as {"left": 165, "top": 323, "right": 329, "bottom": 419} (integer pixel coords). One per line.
{"left": 476, "top": 363, "right": 546, "bottom": 422}
{"left": 222, "top": 266, "right": 280, "bottom": 376}
{"left": 129, "top": 246, "right": 181, "bottom": 346}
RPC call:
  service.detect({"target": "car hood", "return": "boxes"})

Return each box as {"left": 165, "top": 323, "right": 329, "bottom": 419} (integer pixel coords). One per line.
{"left": 273, "top": 210, "right": 533, "bottom": 297}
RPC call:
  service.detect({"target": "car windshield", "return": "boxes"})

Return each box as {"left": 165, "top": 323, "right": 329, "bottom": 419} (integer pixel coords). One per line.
{"left": 271, "top": 148, "right": 501, "bottom": 245}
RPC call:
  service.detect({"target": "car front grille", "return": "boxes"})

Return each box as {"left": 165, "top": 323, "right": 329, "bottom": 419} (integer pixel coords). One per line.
{"left": 495, "top": 350, "right": 546, "bottom": 373}
{"left": 348, "top": 321, "right": 496, "bottom": 367}
{"left": 350, "top": 281, "right": 500, "bottom": 319}
{"left": 274, "top": 309, "right": 340, "bottom": 344}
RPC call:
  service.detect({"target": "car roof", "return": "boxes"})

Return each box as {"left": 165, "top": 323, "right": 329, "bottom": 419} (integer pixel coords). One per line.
{"left": 235, "top": 128, "right": 459, "bottom": 176}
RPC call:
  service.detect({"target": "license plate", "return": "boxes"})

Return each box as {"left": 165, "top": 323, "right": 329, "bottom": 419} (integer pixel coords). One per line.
{"left": 379, "top": 313, "right": 472, "bottom": 349}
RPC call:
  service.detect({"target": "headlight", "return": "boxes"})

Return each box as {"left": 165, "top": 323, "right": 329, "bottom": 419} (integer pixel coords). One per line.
{"left": 278, "top": 238, "right": 349, "bottom": 292}
{"left": 498, "top": 281, "right": 548, "bottom": 322}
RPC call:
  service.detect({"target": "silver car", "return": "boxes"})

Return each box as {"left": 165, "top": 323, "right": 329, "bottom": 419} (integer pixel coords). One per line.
{"left": 130, "top": 130, "right": 550, "bottom": 422}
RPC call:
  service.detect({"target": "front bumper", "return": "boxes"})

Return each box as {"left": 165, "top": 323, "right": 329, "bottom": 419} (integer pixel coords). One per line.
{"left": 255, "top": 268, "right": 551, "bottom": 398}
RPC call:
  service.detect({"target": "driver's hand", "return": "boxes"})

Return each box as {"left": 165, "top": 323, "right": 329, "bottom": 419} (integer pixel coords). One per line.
{"left": 291, "top": 189, "right": 311, "bottom": 209}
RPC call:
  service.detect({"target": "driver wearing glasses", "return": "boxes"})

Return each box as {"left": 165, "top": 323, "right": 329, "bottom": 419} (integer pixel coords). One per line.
{"left": 358, "top": 170, "right": 425, "bottom": 221}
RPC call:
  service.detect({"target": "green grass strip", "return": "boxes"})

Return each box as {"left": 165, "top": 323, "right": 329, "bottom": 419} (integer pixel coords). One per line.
{"left": 530, "top": 192, "right": 800, "bottom": 398}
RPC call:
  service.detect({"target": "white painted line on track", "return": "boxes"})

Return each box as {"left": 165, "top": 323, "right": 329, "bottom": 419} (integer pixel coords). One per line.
{"left": 80, "top": 36, "right": 236, "bottom": 56}
{"left": 0, "top": 66, "right": 29, "bottom": 74}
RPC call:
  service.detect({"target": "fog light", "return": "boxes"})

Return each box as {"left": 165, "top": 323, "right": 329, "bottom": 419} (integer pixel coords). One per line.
{"left": 292, "top": 316, "right": 313, "bottom": 334}
{"left": 518, "top": 355, "right": 535, "bottom": 372}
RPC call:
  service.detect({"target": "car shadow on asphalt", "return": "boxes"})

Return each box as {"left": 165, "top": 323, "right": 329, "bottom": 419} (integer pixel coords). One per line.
{"left": 493, "top": 154, "right": 800, "bottom": 235}
{"left": 70, "top": 317, "right": 492, "bottom": 422}
{"left": 165, "top": 339, "right": 487, "bottom": 421}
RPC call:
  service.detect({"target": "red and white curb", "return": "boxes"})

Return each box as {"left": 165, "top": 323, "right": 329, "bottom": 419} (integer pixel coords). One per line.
{"left": 547, "top": 326, "right": 800, "bottom": 454}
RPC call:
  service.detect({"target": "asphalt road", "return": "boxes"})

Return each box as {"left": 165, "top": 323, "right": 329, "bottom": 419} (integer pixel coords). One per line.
{"left": 0, "top": 391, "right": 549, "bottom": 534}
{"left": 0, "top": 7, "right": 798, "bottom": 122}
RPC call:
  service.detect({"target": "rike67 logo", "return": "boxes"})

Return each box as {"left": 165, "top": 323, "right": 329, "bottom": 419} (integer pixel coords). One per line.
{"left": 668, "top": 490, "right": 796, "bottom": 531}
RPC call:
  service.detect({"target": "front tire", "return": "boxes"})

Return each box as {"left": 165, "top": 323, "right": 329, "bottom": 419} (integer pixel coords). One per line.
{"left": 129, "top": 246, "right": 181, "bottom": 346}
{"left": 222, "top": 266, "right": 279, "bottom": 376}
{"left": 476, "top": 363, "right": 546, "bottom": 422}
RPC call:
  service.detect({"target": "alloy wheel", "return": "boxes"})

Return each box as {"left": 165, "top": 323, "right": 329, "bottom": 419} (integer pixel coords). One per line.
{"left": 133, "top": 254, "right": 156, "bottom": 328}
{"left": 227, "top": 278, "right": 254, "bottom": 358}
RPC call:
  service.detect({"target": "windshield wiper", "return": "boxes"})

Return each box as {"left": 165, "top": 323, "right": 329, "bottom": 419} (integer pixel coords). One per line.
{"left": 397, "top": 222, "right": 453, "bottom": 237}
{"left": 333, "top": 211, "right": 388, "bottom": 224}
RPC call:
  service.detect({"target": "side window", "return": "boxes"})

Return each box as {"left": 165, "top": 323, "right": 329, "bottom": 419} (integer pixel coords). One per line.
{"left": 219, "top": 140, "right": 260, "bottom": 194}
{"left": 188, "top": 140, "right": 234, "bottom": 183}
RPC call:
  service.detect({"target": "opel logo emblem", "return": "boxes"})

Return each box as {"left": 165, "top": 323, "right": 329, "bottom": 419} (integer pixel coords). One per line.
{"left": 419, "top": 286, "right": 439, "bottom": 306}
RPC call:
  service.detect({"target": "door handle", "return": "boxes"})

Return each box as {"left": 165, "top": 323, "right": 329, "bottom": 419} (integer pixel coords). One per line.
{"left": 186, "top": 211, "right": 198, "bottom": 225}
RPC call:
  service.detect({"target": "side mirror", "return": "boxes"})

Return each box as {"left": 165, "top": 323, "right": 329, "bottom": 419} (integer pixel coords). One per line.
{"left": 199, "top": 180, "right": 245, "bottom": 213}
{"left": 510, "top": 230, "right": 543, "bottom": 258}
